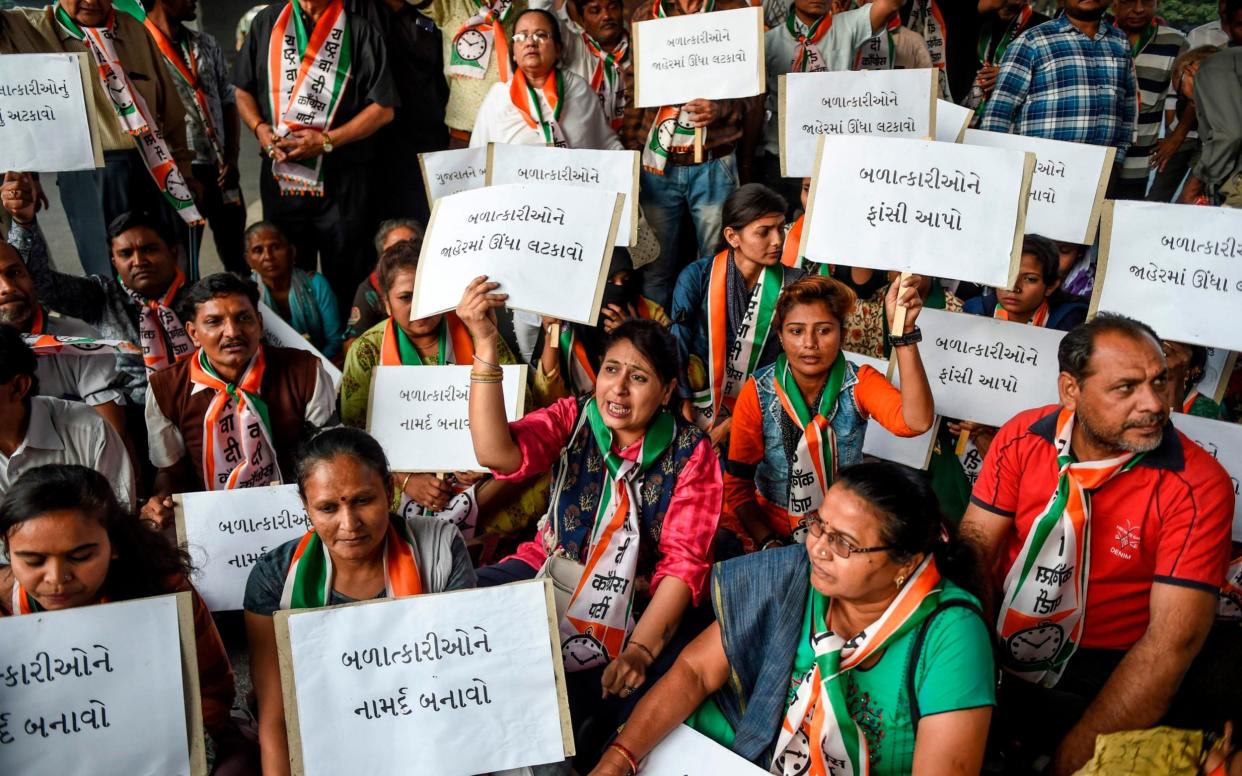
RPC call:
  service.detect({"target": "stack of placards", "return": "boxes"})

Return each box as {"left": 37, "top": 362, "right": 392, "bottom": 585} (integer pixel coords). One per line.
{"left": 419, "top": 146, "right": 488, "bottom": 203}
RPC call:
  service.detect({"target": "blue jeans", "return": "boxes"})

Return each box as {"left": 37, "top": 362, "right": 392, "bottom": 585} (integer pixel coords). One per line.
{"left": 639, "top": 154, "right": 739, "bottom": 309}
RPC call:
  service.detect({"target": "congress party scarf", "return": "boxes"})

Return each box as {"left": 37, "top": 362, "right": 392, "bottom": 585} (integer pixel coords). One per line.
{"left": 993, "top": 299, "right": 1049, "bottom": 327}
{"left": 378, "top": 315, "right": 475, "bottom": 366}
{"left": 10, "top": 585, "right": 108, "bottom": 615}
{"left": 908, "top": 0, "right": 947, "bottom": 76}
{"left": 449, "top": 0, "right": 514, "bottom": 81}
{"left": 56, "top": 7, "right": 203, "bottom": 226}
{"left": 509, "top": 68, "right": 567, "bottom": 147}
{"left": 786, "top": 8, "right": 830, "bottom": 72}
{"left": 997, "top": 409, "right": 1144, "bottom": 687}
{"left": 280, "top": 517, "right": 423, "bottom": 609}
{"left": 854, "top": 16, "right": 897, "bottom": 71}
{"left": 773, "top": 353, "right": 845, "bottom": 532}
{"left": 560, "top": 325, "right": 599, "bottom": 394}
{"left": 189, "top": 347, "right": 282, "bottom": 491}
{"left": 583, "top": 34, "right": 629, "bottom": 130}
{"left": 560, "top": 399, "right": 675, "bottom": 672}
{"left": 781, "top": 215, "right": 805, "bottom": 268}
{"left": 773, "top": 556, "right": 943, "bottom": 776}
{"left": 267, "top": 0, "right": 352, "bottom": 196}
{"left": 1218, "top": 556, "right": 1242, "bottom": 621}
{"left": 691, "top": 251, "right": 783, "bottom": 430}
{"left": 24, "top": 308, "right": 142, "bottom": 358}
{"left": 122, "top": 269, "right": 193, "bottom": 372}
{"left": 642, "top": 0, "right": 715, "bottom": 175}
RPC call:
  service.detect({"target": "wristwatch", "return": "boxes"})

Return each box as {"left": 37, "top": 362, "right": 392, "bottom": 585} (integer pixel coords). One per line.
{"left": 888, "top": 326, "right": 923, "bottom": 348}
{"left": 321, "top": 131, "right": 334, "bottom": 154}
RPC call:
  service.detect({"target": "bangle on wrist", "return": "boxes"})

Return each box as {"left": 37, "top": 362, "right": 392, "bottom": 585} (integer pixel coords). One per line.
{"left": 628, "top": 640, "right": 655, "bottom": 663}
{"left": 608, "top": 742, "right": 639, "bottom": 776}
{"left": 400, "top": 472, "right": 414, "bottom": 492}
{"left": 472, "top": 354, "right": 502, "bottom": 371}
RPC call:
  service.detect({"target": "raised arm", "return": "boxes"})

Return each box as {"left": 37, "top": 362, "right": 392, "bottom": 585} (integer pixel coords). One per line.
{"left": 883, "top": 274, "right": 934, "bottom": 433}
{"left": 869, "top": 0, "right": 902, "bottom": 34}
{"left": 459, "top": 275, "right": 525, "bottom": 473}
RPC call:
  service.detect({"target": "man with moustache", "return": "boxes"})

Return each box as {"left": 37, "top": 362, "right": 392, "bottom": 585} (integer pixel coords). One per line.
{"left": 961, "top": 314, "right": 1234, "bottom": 775}
{"left": 535, "top": 0, "right": 629, "bottom": 134}
{"left": 978, "top": 0, "right": 1137, "bottom": 167}
{"left": 140, "top": 273, "right": 336, "bottom": 528}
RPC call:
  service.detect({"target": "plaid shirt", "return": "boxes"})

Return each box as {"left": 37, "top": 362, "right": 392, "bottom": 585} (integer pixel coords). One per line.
{"left": 979, "top": 14, "right": 1137, "bottom": 161}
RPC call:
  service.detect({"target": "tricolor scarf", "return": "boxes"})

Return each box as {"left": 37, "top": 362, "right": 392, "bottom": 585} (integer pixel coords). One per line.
{"left": 448, "top": 0, "right": 514, "bottom": 81}
{"left": 691, "top": 251, "right": 783, "bottom": 430}
{"left": 267, "top": 0, "right": 352, "bottom": 196}
{"left": 786, "top": 8, "right": 830, "bottom": 72}
{"left": 994, "top": 299, "right": 1049, "bottom": 327}
{"left": 10, "top": 585, "right": 108, "bottom": 615}
{"left": 279, "top": 517, "right": 423, "bottom": 609}
{"left": 781, "top": 215, "right": 804, "bottom": 268}
{"left": 773, "top": 556, "right": 943, "bottom": 776}
{"left": 378, "top": 315, "right": 475, "bottom": 366}
{"left": 24, "top": 308, "right": 142, "bottom": 357}
{"left": 1218, "top": 556, "right": 1242, "bottom": 621}
{"left": 908, "top": 0, "right": 948, "bottom": 79}
{"left": 583, "top": 34, "right": 629, "bottom": 130}
{"left": 773, "top": 353, "right": 845, "bottom": 536}
{"left": 189, "top": 347, "right": 282, "bottom": 490}
{"left": 56, "top": 7, "right": 203, "bottom": 226}
{"left": 641, "top": 0, "right": 714, "bottom": 175}
{"left": 509, "top": 68, "right": 567, "bottom": 147}
{"left": 854, "top": 16, "right": 898, "bottom": 71}
{"left": 122, "top": 270, "right": 193, "bottom": 372}
{"left": 997, "top": 409, "right": 1144, "bottom": 687}
{"left": 560, "top": 399, "right": 675, "bottom": 672}
{"left": 560, "top": 325, "right": 599, "bottom": 394}
{"left": 1182, "top": 390, "right": 1201, "bottom": 415}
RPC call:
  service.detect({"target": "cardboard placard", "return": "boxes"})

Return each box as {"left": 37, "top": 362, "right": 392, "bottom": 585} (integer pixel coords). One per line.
{"left": 275, "top": 580, "right": 573, "bottom": 776}
{"left": 486, "top": 143, "right": 641, "bottom": 246}
{"left": 848, "top": 352, "right": 937, "bottom": 470}
{"left": 642, "top": 724, "right": 768, "bottom": 774}
{"left": 174, "top": 484, "right": 312, "bottom": 612}
{"left": 963, "top": 128, "right": 1114, "bottom": 244}
{"left": 259, "top": 301, "right": 342, "bottom": 391}
{"left": 914, "top": 307, "right": 1065, "bottom": 428}
{"left": 366, "top": 364, "right": 527, "bottom": 473}
{"left": 1196, "top": 348, "right": 1237, "bottom": 405}
{"left": 801, "top": 134, "right": 1034, "bottom": 289}
{"left": 632, "top": 6, "right": 765, "bottom": 107}
{"left": 418, "top": 147, "right": 488, "bottom": 204}
{"left": 0, "top": 52, "right": 103, "bottom": 172}
{"left": 779, "top": 68, "right": 937, "bottom": 177}
{"left": 1170, "top": 412, "right": 1242, "bottom": 540}
{"left": 1092, "top": 201, "right": 1242, "bottom": 351}
{"left": 0, "top": 593, "right": 205, "bottom": 775}
{"left": 411, "top": 183, "right": 622, "bottom": 325}
{"left": 934, "top": 98, "right": 972, "bottom": 144}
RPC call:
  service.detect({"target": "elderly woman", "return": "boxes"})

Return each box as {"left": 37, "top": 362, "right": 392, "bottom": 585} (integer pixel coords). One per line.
{"left": 470, "top": 8, "right": 622, "bottom": 149}
{"left": 590, "top": 462, "right": 995, "bottom": 776}
{"left": 462, "top": 278, "right": 722, "bottom": 768}
{"left": 725, "top": 274, "right": 933, "bottom": 550}
{"left": 0, "top": 465, "right": 253, "bottom": 773}
{"left": 244, "top": 221, "right": 344, "bottom": 359}
{"left": 244, "top": 428, "right": 475, "bottom": 776}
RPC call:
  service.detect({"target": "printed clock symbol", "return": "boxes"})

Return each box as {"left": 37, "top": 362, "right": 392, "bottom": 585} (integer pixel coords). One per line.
{"left": 1005, "top": 622, "right": 1064, "bottom": 666}
{"left": 455, "top": 30, "right": 488, "bottom": 61}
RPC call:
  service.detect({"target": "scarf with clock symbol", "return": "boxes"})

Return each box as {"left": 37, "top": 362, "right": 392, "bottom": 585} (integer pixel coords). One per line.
{"left": 997, "top": 408, "right": 1144, "bottom": 687}
{"left": 640, "top": 0, "right": 714, "bottom": 175}
{"left": 449, "top": 0, "right": 514, "bottom": 81}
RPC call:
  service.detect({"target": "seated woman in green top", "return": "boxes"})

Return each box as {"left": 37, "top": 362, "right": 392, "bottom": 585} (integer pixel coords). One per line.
{"left": 245, "top": 221, "right": 345, "bottom": 360}
{"left": 589, "top": 461, "right": 995, "bottom": 776}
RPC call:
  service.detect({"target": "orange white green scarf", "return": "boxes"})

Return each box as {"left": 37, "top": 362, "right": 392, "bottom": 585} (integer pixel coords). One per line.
{"left": 56, "top": 7, "right": 203, "bottom": 226}
{"left": 997, "top": 409, "right": 1144, "bottom": 687}
{"left": 561, "top": 399, "right": 675, "bottom": 672}
{"left": 909, "top": 0, "right": 949, "bottom": 95}
{"left": 854, "top": 16, "right": 898, "bottom": 70}
{"left": 583, "top": 34, "right": 628, "bottom": 130}
{"left": 782, "top": 215, "right": 804, "bottom": 268}
{"left": 122, "top": 269, "right": 193, "bottom": 372}
{"left": 190, "top": 347, "right": 281, "bottom": 490}
{"left": 448, "top": 0, "right": 514, "bottom": 81}
{"left": 773, "top": 353, "right": 845, "bottom": 536}
{"left": 9, "top": 584, "right": 108, "bottom": 615}
{"left": 509, "top": 68, "right": 566, "bottom": 147}
{"left": 378, "top": 315, "right": 474, "bottom": 366}
{"left": 641, "top": 0, "right": 714, "bottom": 175}
{"left": 786, "top": 8, "right": 830, "bottom": 72}
{"left": 280, "top": 517, "right": 423, "bottom": 609}
{"left": 773, "top": 556, "right": 943, "bottom": 776}
{"left": 24, "top": 308, "right": 142, "bottom": 358}
{"left": 267, "top": 0, "right": 352, "bottom": 196}
{"left": 994, "top": 299, "right": 1049, "bottom": 327}
{"left": 690, "top": 251, "right": 783, "bottom": 430}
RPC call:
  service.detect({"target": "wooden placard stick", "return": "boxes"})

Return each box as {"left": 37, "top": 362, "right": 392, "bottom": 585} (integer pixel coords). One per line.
{"left": 954, "top": 427, "right": 971, "bottom": 457}
{"left": 694, "top": 126, "right": 705, "bottom": 163}
{"left": 890, "top": 271, "right": 912, "bottom": 336}
{"left": 548, "top": 321, "right": 561, "bottom": 347}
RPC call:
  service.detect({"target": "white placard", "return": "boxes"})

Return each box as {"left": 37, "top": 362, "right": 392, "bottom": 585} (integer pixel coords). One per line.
{"left": 1196, "top": 347, "right": 1236, "bottom": 404}
{"left": 642, "top": 724, "right": 768, "bottom": 775}
{"left": 366, "top": 364, "right": 527, "bottom": 472}
{"left": 848, "top": 352, "right": 937, "bottom": 469}
{"left": 1092, "top": 201, "right": 1242, "bottom": 352}
{"left": 935, "top": 98, "right": 972, "bottom": 144}
{"left": 175, "top": 484, "right": 312, "bottom": 612}
{"left": 801, "top": 135, "right": 1033, "bottom": 289}
{"left": 277, "top": 580, "right": 571, "bottom": 776}
{"left": 963, "top": 128, "right": 1114, "bottom": 244}
{"left": 411, "top": 183, "right": 622, "bottom": 325}
{"left": 915, "top": 307, "right": 1064, "bottom": 428}
{"left": 779, "top": 69, "right": 937, "bottom": 178}
{"left": 0, "top": 594, "right": 202, "bottom": 775}
{"left": 632, "top": 6, "right": 765, "bottom": 107}
{"left": 1171, "top": 413, "right": 1242, "bottom": 540}
{"left": 487, "top": 143, "right": 641, "bottom": 246}
{"left": 418, "top": 147, "right": 488, "bottom": 204}
{"left": 259, "top": 301, "right": 342, "bottom": 390}
{"left": 0, "top": 53, "right": 102, "bottom": 172}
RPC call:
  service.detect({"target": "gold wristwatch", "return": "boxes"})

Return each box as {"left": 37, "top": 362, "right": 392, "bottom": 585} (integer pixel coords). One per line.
{"left": 322, "top": 131, "right": 334, "bottom": 154}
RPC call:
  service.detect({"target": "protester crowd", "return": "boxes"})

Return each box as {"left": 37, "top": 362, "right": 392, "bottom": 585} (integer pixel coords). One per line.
{"left": 1, "top": 0, "right": 1241, "bottom": 773}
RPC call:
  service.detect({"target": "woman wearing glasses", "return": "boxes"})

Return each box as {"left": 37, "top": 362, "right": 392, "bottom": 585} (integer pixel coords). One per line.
{"left": 721, "top": 274, "right": 934, "bottom": 551}
{"left": 470, "top": 8, "right": 623, "bottom": 149}
{"left": 589, "top": 461, "right": 995, "bottom": 776}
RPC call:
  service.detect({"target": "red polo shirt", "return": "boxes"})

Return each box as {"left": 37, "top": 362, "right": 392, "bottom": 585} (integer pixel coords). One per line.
{"left": 972, "top": 404, "right": 1234, "bottom": 651}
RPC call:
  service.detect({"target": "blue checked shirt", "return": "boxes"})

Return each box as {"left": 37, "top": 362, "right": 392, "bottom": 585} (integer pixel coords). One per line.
{"left": 979, "top": 15, "right": 1137, "bottom": 162}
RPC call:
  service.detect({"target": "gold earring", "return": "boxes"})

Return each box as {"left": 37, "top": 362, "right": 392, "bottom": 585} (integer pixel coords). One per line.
{"left": 895, "top": 574, "right": 906, "bottom": 587}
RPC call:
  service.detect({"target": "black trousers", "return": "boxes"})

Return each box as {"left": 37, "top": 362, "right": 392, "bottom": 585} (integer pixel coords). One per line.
{"left": 191, "top": 163, "right": 247, "bottom": 275}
